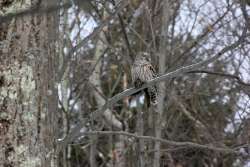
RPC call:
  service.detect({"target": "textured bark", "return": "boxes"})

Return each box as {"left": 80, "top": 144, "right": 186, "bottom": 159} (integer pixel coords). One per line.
{"left": 154, "top": 0, "right": 172, "bottom": 167}
{"left": 89, "top": 29, "right": 124, "bottom": 166}
{"left": 89, "top": 27, "right": 105, "bottom": 167}
{"left": 0, "top": 0, "right": 59, "bottom": 166}
{"left": 136, "top": 98, "right": 145, "bottom": 167}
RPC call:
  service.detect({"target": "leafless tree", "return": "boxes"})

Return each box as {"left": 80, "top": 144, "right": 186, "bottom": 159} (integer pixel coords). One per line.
{"left": 0, "top": 0, "right": 249, "bottom": 167}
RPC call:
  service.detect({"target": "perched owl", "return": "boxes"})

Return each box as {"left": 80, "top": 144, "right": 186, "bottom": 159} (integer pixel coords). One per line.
{"left": 131, "top": 52, "right": 158, "bottom": 107}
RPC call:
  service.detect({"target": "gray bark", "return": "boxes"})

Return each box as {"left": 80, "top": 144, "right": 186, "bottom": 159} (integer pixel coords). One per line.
{"left": 89, "top": 21, "right": 123, "bottom": 166}
{"left": 154, "top": 0, "right": 172, "bottom": 166}
{"left": 136, "top": 97, "right": 145, "bottom": 167}
{"left": 0, "top": 0, "right": 59, "bottom": 166}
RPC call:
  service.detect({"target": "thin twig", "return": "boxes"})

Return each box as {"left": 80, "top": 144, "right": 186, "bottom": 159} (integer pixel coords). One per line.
{"left": 58, "top": 0, "right": 129, "bottom": 80}
{"left": 74, "top": 130, "right": 243, "bottom": 154}
{"left": 188, "top": 70, "right": 250, "bottom": 86}
{"left": 110, "top": 0, "right": 135, "bottom": 60}
{"left": 58, "top": 21, "right": 247, "bottom": 150}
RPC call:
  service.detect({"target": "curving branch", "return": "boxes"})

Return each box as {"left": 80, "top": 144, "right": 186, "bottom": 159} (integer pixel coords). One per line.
{"left": 57, "top": 23, "right": 247, "bottom": 151}
{"left": 188, "top": 70, "right": 250, "bottom": 86}
{"left": 69, "top": 130, "right": 245, "bottom": 154}
{"left": 96, "top": 29, "right": 247, "bottom": 114}
{"left": 58, "top": 0, "right": 129, "bottom": 80}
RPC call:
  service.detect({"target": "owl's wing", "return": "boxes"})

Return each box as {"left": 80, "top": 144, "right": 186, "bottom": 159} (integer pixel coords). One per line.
{"left": 146, "top": 64, "right": 158, "bottom": 96}
{"left": 131, "top": 64, "right": 137, "bottom": 82}
{"left": 148, "top": 64, "right": 157, "bottom": 78}
{"left": 131, "top": 65, "right": 144, "bottom": 88}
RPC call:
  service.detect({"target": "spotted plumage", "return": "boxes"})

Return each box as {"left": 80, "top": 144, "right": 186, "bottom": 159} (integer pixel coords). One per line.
{"left": 131, "top": 52, "right": 158, "bottom": 107}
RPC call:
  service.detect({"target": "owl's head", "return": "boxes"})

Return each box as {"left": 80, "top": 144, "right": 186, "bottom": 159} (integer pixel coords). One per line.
{"left": 135, "top": 52, "right": 151, "bottom": 64}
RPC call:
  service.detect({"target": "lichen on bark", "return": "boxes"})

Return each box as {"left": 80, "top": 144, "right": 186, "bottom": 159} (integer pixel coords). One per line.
{"left": 0, "top": 0, "right": 32, "bottom": 15}
{"left": 0, "top": 60, "right": 39, "bottom": 166}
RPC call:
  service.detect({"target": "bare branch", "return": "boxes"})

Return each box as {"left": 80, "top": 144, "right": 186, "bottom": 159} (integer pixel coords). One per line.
{"left": 0, "top": 2, "right": 71, "bottom": 23}
{"left": 188, "top": 70, "right": 250, "bottom": 87}
{"left": 240, "top": 0, "right": 250, "bottom": 31}
{"left": 74, "top": 130, "right": 244, "bottom": 154}
{"left": 58, "top": 0, "right": 129, "bottom": 80}
{"left": 171, "top": 5, "right": 232, "bottom": 66}
{"left": 103, "top": 31, "right": 247, "bottom": 110}
{"left": 58, "top": 20, "right": 247, "bottom": 150}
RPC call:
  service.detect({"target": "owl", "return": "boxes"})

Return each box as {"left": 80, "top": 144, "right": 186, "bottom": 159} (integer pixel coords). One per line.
{"left": 131, "top": 52, "right": 158, "bottom": 107}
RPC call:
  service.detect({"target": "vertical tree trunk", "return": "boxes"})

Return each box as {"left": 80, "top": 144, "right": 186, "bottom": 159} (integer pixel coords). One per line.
{"left": 136, "top": 98, "right": 145, "bottom": 167}
{"left": 154, "top": 0, "right": 171, "bottom": 167}
{"left": 89, "top": 6, "right": 125, "bottom": 166}
{"left": 0, "top": 1, "right": 59, "bottom": 166}
{"left": 89, "top": 29, "right": 124, "bottom": 167}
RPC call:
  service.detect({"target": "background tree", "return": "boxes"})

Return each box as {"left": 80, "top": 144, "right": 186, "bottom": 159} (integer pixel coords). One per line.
{"left": 0, "top": 0, "right": 249, "bottom": 166}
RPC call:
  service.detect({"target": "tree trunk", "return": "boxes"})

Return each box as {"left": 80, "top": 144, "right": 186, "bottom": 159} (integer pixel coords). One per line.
{"left": 0, "top": 1, "right": 59, "bottom": 166}
{"left": 154, "top": 0, "right": 172, "bottom": 167}
{"left": 136, "top": 98, "right": 145, "bottom": 167}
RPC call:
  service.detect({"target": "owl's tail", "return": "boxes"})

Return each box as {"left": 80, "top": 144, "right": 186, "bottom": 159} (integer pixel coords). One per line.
{"left": 145, "top": 86, "right": 158, "bottom": 107}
